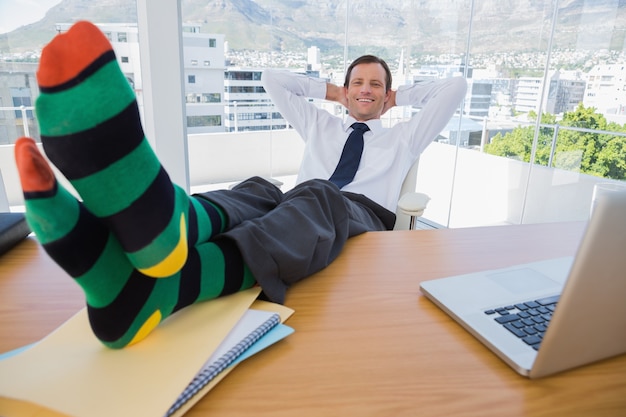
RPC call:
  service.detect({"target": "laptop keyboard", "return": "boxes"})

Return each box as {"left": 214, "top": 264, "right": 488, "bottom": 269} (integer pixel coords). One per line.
{"left": 484, "top": 294, "right": 560, "bottom": 351}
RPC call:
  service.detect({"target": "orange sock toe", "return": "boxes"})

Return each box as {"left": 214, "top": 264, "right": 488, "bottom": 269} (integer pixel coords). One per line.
{"left": 15, "top": 137, "right": 56, "bottom": 194}
{"left": 37, "top": 20, "right": 113, "bottom": 89}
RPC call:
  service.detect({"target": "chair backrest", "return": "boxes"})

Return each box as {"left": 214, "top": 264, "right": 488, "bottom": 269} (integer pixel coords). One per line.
{"left": 393, "top": 158, "right": 419, "bottom": 230}
{"left": 0, "top": 170, "right": 10, "bottom": 212}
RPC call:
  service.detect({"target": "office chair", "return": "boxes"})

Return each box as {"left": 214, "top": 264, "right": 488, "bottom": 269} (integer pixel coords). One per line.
{"left": 0, "top": 170, "right": 10, "bottom": 213}
{"left": 394, "top": 158, "right": 430, "bottom": 230}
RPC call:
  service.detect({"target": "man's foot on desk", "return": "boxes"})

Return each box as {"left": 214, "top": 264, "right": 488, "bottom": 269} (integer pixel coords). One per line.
{"left": 14, "top": 137, "right": 256, "bottom": 348}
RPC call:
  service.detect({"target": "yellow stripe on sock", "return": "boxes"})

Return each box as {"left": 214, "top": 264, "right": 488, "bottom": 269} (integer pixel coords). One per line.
{"left": 138, "top": 213, "right": 188, "bottom": 278}
{"left": 127, "top": 310, "right": 162, "bottom": 346}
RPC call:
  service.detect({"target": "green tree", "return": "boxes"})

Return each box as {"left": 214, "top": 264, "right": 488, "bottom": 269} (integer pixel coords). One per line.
{"left": 554, "top": 103, "right": 608, "bottom": 174}
{"left": 484, "top": 111, "right": 556, "bottom": 164}
{"left": 595, "top": 136, "right": 626, "bottom": 179}
{"left": 484, "top": 104, "right": 626, "bottom": 179}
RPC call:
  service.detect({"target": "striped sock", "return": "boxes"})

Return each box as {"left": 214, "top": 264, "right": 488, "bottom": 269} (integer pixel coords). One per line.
{"left": 14, "top": 137, "right": 256, "bottom": 348}
{"left": 35, "top": 20, "right": 203, "bottom": 277}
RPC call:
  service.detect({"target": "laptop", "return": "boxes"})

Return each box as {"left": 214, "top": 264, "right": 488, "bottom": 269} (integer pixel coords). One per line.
{"left": 420, "top": 189, "right": 626, "bottom": 378}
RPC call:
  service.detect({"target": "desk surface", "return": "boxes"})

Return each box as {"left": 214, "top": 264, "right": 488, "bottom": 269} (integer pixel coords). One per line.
{"left": 1, "top": 222, "right": 625, "bottom": 416}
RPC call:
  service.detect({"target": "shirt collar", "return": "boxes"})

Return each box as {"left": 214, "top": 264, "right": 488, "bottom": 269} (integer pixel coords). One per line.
{"left": 342, "top": 117, "right": 383, "bottom": 134}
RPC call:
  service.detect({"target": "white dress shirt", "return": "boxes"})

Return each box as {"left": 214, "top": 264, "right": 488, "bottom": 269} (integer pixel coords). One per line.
{"left": 261, "top": 68, "right": 467, "bottom": 212}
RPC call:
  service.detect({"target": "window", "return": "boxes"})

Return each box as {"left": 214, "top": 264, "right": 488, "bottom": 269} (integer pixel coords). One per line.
{"left": 185, "top": 93, "right": 220, "bottom": 103}
{"left": 187, "top": 115, "right": 221, "bottom": 127}
{"left": 228, "top": 86, "right": 255, "bottom": 93}
{"left": 117, "top": 32, "right": 127, "bottom": 42}
{"left": 121, "top": 56, "right": 129, "bottom": 63}
{"left": 11, "top": 93, "right": 33, "bottom": 119}
{"left": 209, "top": 38, "right": 216, "bottom": 48}
{"left": 188, "top": 75, "right": 196, "bottom": 84}
{"left": 225, "top": 71, "right": 262, "bottom": 81}
{"left": 203, "top": 93, "right": 221, "bottom": 103}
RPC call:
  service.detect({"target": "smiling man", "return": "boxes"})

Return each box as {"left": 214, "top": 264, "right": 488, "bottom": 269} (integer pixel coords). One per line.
{"left": 262, "top": 55, "right": 467, "bottom": 214}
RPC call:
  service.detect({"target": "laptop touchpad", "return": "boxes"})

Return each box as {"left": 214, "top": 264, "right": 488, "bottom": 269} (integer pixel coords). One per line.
{"left": 488, "top": 268, "right": 558, "bottom": 294}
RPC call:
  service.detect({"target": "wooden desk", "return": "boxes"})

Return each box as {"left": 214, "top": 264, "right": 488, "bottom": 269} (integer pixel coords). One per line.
{"left": 2, "top": 223, "right": 625, "bottom": 416}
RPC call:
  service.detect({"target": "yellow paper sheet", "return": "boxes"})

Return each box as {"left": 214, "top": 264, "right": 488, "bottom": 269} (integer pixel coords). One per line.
{"left": 0, "top": 287, "right": 262, "bottom": 417}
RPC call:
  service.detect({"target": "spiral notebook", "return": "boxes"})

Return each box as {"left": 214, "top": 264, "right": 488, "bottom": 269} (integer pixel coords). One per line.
{"left": 166, "top": 309, "right": 289, "bottom": 417}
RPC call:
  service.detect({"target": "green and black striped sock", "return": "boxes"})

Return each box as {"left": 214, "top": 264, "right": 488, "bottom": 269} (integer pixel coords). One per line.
{"left": 36, "top": 20, "right": 206, "bottom": 277}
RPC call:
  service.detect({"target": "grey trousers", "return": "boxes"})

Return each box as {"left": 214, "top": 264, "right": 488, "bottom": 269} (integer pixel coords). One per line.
{"left": 195, "top": 177, "right": 395, "bottom": 303}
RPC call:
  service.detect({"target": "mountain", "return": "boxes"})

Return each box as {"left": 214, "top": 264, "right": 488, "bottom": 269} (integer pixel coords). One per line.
{"left": 2, "top": 0, "right": 626, "bottom": 56}
{"left": 0, "top": 0, "right": 138, "bottom": 53}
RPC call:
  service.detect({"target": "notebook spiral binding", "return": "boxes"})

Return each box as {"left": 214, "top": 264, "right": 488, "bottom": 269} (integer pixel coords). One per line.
{"left": 165, "top": 313, "right": 281, "bottom": 417}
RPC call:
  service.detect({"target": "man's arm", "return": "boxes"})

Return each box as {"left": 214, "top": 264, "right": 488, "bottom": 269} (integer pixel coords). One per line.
{"left": 261, "top": 69, "right": 328, "bottom": 138}
{"left": 398, "top": 77, "right": 468, "bottom": 155}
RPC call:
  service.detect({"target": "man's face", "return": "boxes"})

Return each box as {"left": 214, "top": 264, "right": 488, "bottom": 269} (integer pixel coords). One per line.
{"left": 345, "top": 62, "right": 390, "bottom": 121}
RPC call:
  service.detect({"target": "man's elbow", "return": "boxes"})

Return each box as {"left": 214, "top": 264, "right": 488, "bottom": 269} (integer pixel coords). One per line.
{"left": 452, "top": 76, "right": 468, "bottom": 97}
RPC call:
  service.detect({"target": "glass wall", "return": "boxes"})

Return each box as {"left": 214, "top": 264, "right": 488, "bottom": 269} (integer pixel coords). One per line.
{"left": 1, "top": 0, "right": 625, "bottom": 227}
{"left": 336, "top": 0, "right": 625, "bottom": 227}
{"left": 222, "top": 0, "right": 626, "bottom": 227}
{"left": 519, "top": 1, "right": 626, "bottom": 225}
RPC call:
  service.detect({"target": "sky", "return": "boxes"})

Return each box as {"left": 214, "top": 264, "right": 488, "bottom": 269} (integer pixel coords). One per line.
{"left": 0, "top": 0, "right": 62, "bottom": 34}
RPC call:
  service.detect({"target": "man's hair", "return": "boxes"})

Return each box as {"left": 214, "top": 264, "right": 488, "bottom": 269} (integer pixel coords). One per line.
{"left": 344, "top": 55, "right": 392, "bottom": 92}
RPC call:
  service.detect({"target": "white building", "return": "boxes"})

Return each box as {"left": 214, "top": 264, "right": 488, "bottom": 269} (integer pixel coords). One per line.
{"left": 181, "top": 25, "right": 226, "bottom": 134}
{"left": 514, "top": 70, "right": 586, "bottom": 115}
{"left": 307, "top": 46, "right": 321, "bottom": 72}
{"left": 514, "top": 77, "right": 542, "bottom": 114}
{"left": 584, "top": 64, "right": 626, "bottom": 116}
{"left": 223, "top": 68, "right": 280, "bottom": 132}
{"left": 545, "top": 70, "right": 586, "bottom": 115}
{"left": 0, "top": 61, "right": 39, "bottom": 144}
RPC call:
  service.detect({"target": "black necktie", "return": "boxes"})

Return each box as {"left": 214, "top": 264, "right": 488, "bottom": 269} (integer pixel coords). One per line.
{"left": 328, "top": 122, "right": 370, "bottom": 189}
